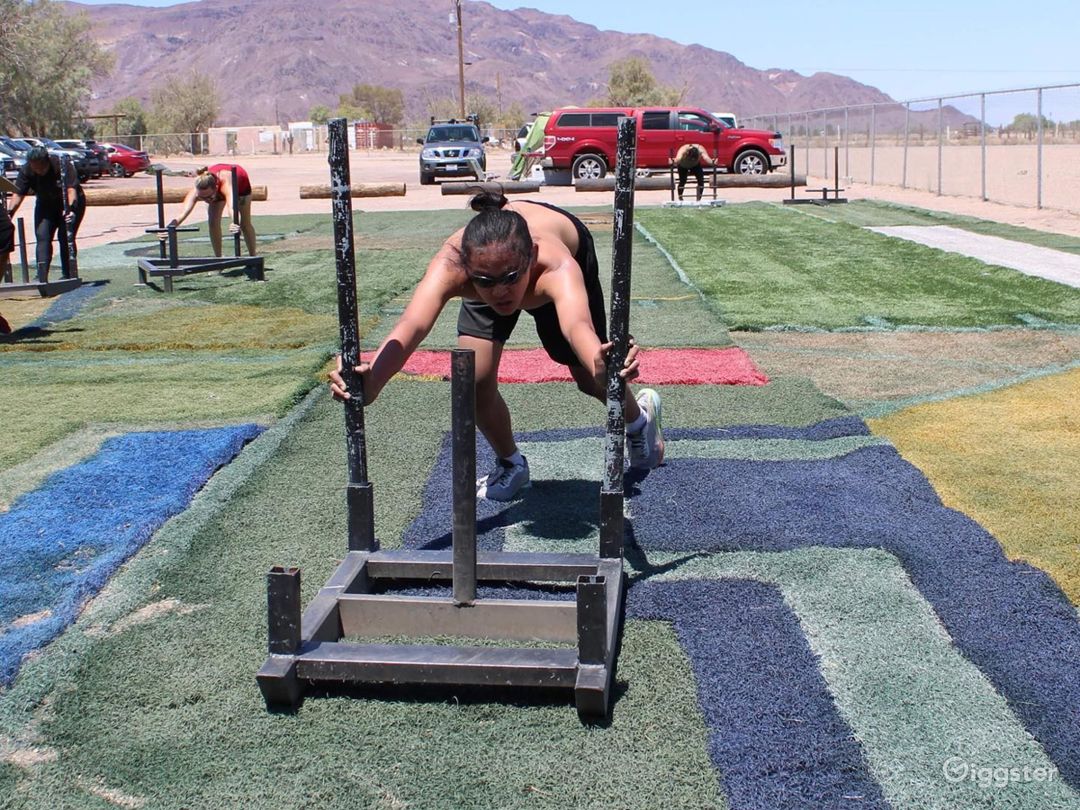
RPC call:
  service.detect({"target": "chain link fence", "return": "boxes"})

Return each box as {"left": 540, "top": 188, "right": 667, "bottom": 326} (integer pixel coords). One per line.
{"left": 743, "top": 82, "right": 1080, "bottom": 213}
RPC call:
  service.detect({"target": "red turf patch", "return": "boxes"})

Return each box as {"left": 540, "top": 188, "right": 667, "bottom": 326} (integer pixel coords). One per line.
{"left": 399, "top": 347, "right": 768, "bottom": 385}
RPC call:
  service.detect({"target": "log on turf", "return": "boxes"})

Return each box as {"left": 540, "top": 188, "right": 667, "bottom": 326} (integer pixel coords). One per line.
{"left": 298, "top": 183, "right": 407, "bottom": 199}
{"left": 84, "top": 186, "right": 268, "bottom": 205}
{"left": 575, "top": 174, "right": 806, "bottom": 192}
{"left": 440, "top": 181, "right": 542, "bottom": 195}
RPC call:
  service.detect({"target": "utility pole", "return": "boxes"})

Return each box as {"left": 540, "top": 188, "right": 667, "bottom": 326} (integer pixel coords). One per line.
{"left": 454, "top": 0, "right": 466, "bottom": 118}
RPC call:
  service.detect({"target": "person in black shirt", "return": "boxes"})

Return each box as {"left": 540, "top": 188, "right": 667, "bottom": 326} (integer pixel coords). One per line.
{"left": 0, "top": 183, "right": 12, "bottom": 331}
{"left": 0, "top": 189, "right": 13, "bottom": 284}
{"left": 671, "top": 143, "right": 716, "bottom": 201}
{"left": 6, "top": 146, "right": 86, "bottom": 282}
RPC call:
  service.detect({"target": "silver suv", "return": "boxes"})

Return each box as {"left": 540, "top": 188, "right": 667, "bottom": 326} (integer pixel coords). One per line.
{"left": 417, "top": 117, "right": 488, "bottom": 185}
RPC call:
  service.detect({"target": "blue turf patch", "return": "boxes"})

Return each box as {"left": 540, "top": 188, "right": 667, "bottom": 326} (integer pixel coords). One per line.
{"left": 26, "top": 281, "right": 103, "bottom": 330}
{"left": 402, "top": 420, "right": 1080, "bottom": 790}
{"left": 629, "top": 579, "right": 888, "bottom": 810}
{"left": 0, "top": 424, "right": 262, "bottom": 686}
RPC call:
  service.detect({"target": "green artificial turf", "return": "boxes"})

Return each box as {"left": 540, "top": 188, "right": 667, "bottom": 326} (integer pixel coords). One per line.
{"left": 9, "top": 200, "right": 1079, "bottom": 807}
{"left": 1, "top": 387, "right": 725, "bottom": 810}
{"left": 1, "top": 303, "right": 337, "bottom": 354}
{"left": 635, "top": 202, "right": 1080, "bottom": 330}
{"left": 794, "top": 200, "right": 1080, "bottom": 255}
{"left": 0, "top": 348, "right": 328, "bottom": 470}
{"left": 78, "top": 211, "right": 466, "bottom": 319}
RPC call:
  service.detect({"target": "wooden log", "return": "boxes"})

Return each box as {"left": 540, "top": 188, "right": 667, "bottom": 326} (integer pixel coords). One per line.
{"left": 441, "top": 181, "right": 542, "bottom": 196}
{"left": 84, "top": 186, "right": 268, "bottom": 206}
{"left": 575, "top": 174, "right": 805, "bottom": 192}
{"left": 298, "top": 183, "right": 406, "bottom": 199}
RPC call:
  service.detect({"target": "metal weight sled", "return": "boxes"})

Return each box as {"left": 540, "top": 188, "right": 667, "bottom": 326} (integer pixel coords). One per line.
{"left": 782, "top": 145, "right": 848, "bottom": 206}
{"left": 136, "top": 167, "right": 265, "bottom": 292}
{"left": 0, "top": 162, "right": 82, "bottom": 297}
{"left": 257, "top": 117, "right": 640, "bottom": 720}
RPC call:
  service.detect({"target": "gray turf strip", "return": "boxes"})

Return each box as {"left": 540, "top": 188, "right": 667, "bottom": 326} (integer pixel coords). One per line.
{"left": 868, "top": 225, "right": 1080, "bottom": 288}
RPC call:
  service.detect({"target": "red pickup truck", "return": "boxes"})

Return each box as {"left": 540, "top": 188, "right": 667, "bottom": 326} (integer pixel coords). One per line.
{"left": 534, "top": 106, "right": 785, "bottom": 182}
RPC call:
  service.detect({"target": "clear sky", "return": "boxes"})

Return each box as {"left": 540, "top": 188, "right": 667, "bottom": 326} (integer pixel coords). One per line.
{"left": 74, "top": 0, "right": 1080, "bottom": 116}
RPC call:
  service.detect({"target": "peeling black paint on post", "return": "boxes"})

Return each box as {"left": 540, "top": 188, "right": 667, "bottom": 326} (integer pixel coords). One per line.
{"left": 451, "top": 349, "right": 477, "bottom": 605}
{"left": 600, "top": 117, "right": 637, "bottom": 559}
{"left": 329, "top": 117, "right": 376, "bottom": 552}
{"left": 230, "top": 166, "right": 242, "bottom": 257}
{"left": 17, "top": 218, "right": 29, "bottom": 283}
{"left": 61, "top": 156, "right": 79, "bottom": 280}
{"left": 155, "top": 169, "right": 167, "bottom": 260}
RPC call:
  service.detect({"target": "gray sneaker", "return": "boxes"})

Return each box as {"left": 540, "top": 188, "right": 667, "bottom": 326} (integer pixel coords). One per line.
{"left": 476, "top": 456, "right": 531, "bottom": 501}
{"left": 627, "top": 388, "right": 664, "bottom": 470}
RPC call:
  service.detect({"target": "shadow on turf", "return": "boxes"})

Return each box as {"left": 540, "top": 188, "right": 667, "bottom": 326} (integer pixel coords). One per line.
{"left": 0, "top": 323, "right": 85, "bottom": 344}
{"left": 291, "top": 678, "right": 629, "bottom": 726}
{"left": 412, "top": 478, "right": 605, "bottom": 551}
{"left": 623, "top": 523, "right": 712, "bottom": 586}
{"left": 137, "top": 265, "right": 276, "bottom": 294}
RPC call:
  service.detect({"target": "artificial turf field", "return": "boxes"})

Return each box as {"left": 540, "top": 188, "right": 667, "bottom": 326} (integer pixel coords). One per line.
{"left": 1, "top": 200, "right": 1078, "bottom": 809}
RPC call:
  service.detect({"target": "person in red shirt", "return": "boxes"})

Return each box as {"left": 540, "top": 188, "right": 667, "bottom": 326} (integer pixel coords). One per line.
{"left": 168, "top": 164, "right": 257, "bottom": 256}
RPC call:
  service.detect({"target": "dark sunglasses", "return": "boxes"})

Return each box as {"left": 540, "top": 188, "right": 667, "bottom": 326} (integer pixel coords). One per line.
{"left": 467, "top": 266, "right": 526, "bottom": 288}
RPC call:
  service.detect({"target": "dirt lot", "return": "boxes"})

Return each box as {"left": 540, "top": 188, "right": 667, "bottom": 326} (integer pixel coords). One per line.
{"left": 62, "top": 147, "right": 1080, "bottom": 251}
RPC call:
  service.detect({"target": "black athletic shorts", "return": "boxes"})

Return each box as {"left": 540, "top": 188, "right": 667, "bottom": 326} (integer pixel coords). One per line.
{"left": 457, "top": 201, "right": 607, "bottom": 368}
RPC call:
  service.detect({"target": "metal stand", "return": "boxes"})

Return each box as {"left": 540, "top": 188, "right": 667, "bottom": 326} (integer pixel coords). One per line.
{"left": 668, "top": 147, "right": 720, "bottom": 204}
{"left": 256, "top": 117, "right": 633, "bottom": 720}
{"left": 135, "top": 168, "right": 264, "bottom": 292}
{"left": 0, "top": 186, "right": 82, "bottom": 297}
{"left": 782, "top": 145, "right": 848, "bottom": 205}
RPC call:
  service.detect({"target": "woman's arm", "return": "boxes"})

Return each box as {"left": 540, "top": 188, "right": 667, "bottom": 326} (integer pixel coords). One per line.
{"left": 543, "top": 254, "right": 606, "bottom": 376}
{"left": 8, "top": 166, "right": 31, "bottom": 216}
{"left": 61, "top": 159, "right": 78, "bottom": 209}
{"left": 170, "top": 188, "right": 199, "bottom": 227}
{"left": 7, "top": 193, "right": 25, "bottom": 217}
{"left": 330, "top": 238, "right": 465, "bottom": 404}
{"left": 217, "top": 172, "right": 238, "bottom": 232}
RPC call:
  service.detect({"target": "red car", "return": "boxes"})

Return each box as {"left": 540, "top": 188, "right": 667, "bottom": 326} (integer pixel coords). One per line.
{"left": 536, "top": 106, "right": 786, "bottom": 182}
{"left": 100, "top": 142, "right": 151, "bottom": 177}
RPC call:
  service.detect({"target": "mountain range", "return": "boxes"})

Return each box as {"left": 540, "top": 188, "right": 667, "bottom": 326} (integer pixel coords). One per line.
{"left": 72, "top": 0, "right": 967, "bottom": 129}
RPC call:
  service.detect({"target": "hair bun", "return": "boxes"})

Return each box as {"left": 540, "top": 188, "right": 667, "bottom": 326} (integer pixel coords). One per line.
{"left": 468, "top": 190, "right": 508, "bottom": 213}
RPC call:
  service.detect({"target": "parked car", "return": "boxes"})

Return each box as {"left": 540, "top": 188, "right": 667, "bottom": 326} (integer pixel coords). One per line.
{"left": 534, "top": 107, "right": 785, "bottom": 182}
{"left": 712, "top": 112, "right": 739, "bottom": 128}
{"left": 416, "top": 117, "right": 488, "bottom": 185}
{"left": 513, "top": 123, "right": 531, "bottom": 153}
{"left": 84, "top": 140, "right": 112, "bottom": 176}
{"left": 1, "top": 156, "right": 14, "bottom": 181}
{"left": 0, "top": 136, "right": 33, "bottom": 161}
{"left": 53, "top": 139, "right": 105, "bottom": 178}
{"left": 100, "top": 142, "right": 151, "bottom": 177}
{"left": 0, "top": 140, "right": 27, "bottom": 176}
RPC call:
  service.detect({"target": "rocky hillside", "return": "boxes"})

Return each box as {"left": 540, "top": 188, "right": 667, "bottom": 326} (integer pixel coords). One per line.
{"left": 70, "top": 0, "right": 968, "bottom": 128}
